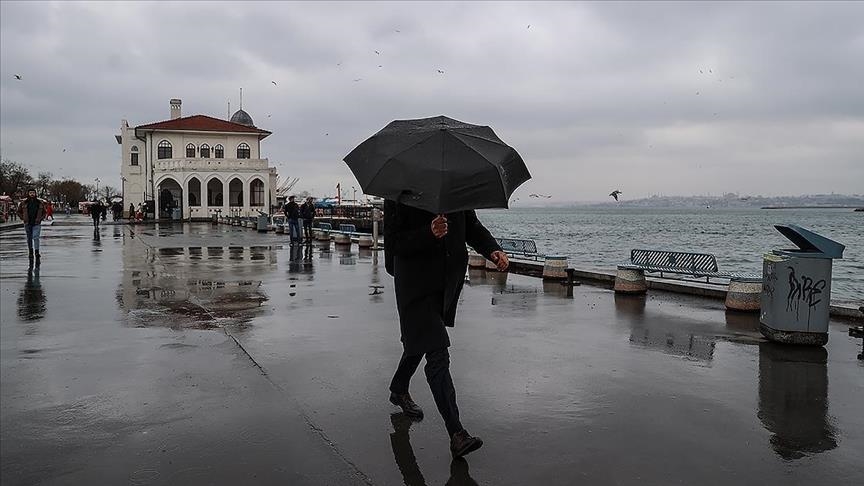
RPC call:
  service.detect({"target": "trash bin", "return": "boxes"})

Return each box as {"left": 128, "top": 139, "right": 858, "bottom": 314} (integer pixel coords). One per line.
{"left": 760, "top": 224, "right": 845, "bottom": 346}
{"left": 171, "top": 208, "right": 181, "bottom": 221}
{"left": 257, "top": 212, "right": 269, "bottom": 232}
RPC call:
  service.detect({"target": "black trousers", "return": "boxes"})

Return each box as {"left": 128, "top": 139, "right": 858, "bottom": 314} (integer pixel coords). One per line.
{"left": 302, "top": 219, "right": 313, "bottom": 241}
{"left": 389, "top": 347, "right": 463, "bottom": 436}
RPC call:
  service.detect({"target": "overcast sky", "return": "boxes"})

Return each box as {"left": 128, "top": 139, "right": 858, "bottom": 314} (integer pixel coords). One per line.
{"left": 1, "top": 1, "right": 862, "bottom": 202}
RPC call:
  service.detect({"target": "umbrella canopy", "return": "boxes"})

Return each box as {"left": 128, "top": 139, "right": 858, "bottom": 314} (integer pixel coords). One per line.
{"left": 343, "top": 115, "right": 531, "bottom": 214}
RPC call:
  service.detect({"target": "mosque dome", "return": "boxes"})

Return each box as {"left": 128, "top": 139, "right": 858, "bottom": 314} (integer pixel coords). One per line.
{"left": 230, "top": 109, "right": 254, "bottom": 127}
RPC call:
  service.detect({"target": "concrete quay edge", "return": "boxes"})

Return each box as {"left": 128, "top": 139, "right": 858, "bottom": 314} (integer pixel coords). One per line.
{"left": 509, "top": 259, "right": 862, "bottom": 322}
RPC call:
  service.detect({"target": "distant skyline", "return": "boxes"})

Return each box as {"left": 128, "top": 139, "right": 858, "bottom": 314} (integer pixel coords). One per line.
{"left": 1, "top": 1, "right": 862, "bottom": 202}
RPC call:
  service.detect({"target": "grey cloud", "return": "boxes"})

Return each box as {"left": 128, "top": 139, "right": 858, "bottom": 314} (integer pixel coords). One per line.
{"left": 1, "top": 1, "right": 862, "bottom": 200}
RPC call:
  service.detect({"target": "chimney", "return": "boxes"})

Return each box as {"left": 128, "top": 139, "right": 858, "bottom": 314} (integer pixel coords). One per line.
{"left": 170, "top": 99, "right": 182, "bottom": 120}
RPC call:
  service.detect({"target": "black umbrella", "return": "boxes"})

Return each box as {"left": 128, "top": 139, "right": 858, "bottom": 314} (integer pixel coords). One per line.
{"left": 343, "top": 116, "right": 531, "bottom": 214}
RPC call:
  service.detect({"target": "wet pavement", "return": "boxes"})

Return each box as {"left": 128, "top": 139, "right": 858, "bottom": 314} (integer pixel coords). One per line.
{"left": 2, "top": 223, "right": 862, "bottom": 485}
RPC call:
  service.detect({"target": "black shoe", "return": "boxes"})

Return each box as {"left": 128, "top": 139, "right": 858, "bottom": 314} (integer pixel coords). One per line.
{"left": 28, "top": 249, "right": 34, "bottom": 262}
{"left": 34, "top": 251, "right": 41, "bottom": 266}
{"left": 450, "top": 429, "right": 483, "bottom": 458}
{"left": 389, "top": 392, "right": 424, "bottom": 420}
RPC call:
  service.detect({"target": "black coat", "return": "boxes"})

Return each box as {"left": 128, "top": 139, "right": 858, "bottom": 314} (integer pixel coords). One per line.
{"left": 300, "top": 202, "right": 315, "bottom": 220}
{"left": 284, "top": 201, "right": 300, "bottom": 219}
{"left": 384, "top": 200, "right": 500, "bottom": 356}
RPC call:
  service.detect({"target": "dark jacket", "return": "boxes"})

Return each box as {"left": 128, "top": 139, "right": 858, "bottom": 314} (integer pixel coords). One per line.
{"left": 17, "top": 197, "right": 47, "bottom": 225}
{"left": 384, "top": 200, "right": 500, "bottom": 355}
{"left": 300, "top": 202, "right": 315, "bottom": 220}
{"left": 284, "top": 201, "right": 300, "bottom": 219}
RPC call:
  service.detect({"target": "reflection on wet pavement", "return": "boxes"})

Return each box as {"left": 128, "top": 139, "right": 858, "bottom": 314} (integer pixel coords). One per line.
{"left": 2, "top": 222, "right": 863, "bottom": 485}
{"left": 17, "top": 266, "right": 46, "bottom": 322}
{"left": 758, "top": 344, "right": 838, "bottom": 460}
{"left": 390, "top": 413, "right": 479, "bottom": 486}
{"left": 118, "top": 243, "right": 273, "bottom": 329}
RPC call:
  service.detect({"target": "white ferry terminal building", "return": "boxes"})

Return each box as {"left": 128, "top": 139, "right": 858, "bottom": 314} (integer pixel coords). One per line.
{"left": 117, "top": 99, "right": 278, "bottom": 220}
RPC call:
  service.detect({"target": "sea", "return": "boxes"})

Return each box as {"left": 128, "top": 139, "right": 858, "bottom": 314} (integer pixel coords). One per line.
{"left": 477, "top": 207, "right": 863, "bottom": 305}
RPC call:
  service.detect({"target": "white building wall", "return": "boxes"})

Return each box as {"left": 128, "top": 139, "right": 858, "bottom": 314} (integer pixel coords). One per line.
{"left": 119, "top": 120, "right": 146, "bottom": 215}
{"left": 120, "top": 120, "right": 276, "bottom": 220}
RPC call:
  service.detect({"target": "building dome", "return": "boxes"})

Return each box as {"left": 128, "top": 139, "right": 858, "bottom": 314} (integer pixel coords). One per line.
{"left": 230, "top": 109, "right": 254, "bottom": 127}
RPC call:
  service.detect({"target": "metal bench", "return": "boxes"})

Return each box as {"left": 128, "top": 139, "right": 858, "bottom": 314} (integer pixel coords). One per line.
{"left": 315, "top": 222, "right": 333, "bottom": 231}
{"left": 496, "top": 238, "right": 545, "bottom": 261}
{"left": 619, "top": 249, "right": 757, "bottom": 283}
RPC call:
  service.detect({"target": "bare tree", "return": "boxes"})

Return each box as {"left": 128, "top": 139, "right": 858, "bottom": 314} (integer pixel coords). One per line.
{"left": 0, "top": 159, "right": 33, "bottom": 196}
{"left": 37, "top": 171, "right": 53, "bottom": 197}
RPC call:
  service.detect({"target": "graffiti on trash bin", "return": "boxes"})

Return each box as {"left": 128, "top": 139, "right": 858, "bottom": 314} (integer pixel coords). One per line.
{"left": 785, "top": 266, "right": 826, "bottom": 324}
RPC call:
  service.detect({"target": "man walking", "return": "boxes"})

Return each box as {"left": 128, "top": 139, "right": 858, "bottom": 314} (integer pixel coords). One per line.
{"left": 90, "top": 200, "right": 104, "bottom": 232}
{"left": 384, "top": 199, "right": 509, "bottom": 458}
{"left": 300, "top": 197, "right": 315, "bottom": 243}
{"left": 283, "top": 195, "right": 301, "bottom": 244}
{"left": 17, "top": 188, "right": 47, "bottom": 266}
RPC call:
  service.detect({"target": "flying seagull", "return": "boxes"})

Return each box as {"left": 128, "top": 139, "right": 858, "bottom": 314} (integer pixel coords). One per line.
{"left": 353, "top": 78, "right": 362, "bottom": 82}
{"left": 609, "top": 190, "right": 622, "bottom": 201}
{"left": 271, "top": 81, "right": 277, "bottom": 86}
{"left": 527, "top": 24, "right": 531, "bottom": 29}
{"left": 374, "top": 50, "right": 380, "bottom": 55}
{"left": 436, "top": 69, "right": 445, "bottom": 74}
{"left": 13, "top": 74, "right": 22, "bottom": 80}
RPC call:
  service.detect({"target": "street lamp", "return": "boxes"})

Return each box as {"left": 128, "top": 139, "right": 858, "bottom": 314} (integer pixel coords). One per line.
{"left": 352, "top": 186, "right": 357, "bottom": 203}
{"left": 95, "top": 178, "right": 100, "bottom": 198}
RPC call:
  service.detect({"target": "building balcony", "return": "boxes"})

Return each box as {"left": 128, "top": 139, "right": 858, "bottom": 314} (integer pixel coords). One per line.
{"left": 155, "top": 158, "right": 270, "bottom": 172}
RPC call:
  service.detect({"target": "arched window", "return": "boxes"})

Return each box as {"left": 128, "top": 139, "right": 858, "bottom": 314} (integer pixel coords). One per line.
{"left": 186, "top": 143, "right": 196, "bottom": 158}
{"left": 157, "top": 140, "right": 172, "bottom": 159}
{"left": 207, "top": 178, "right": 224, "bottom": 206}
{"left": 200, "top": 143, "right": 210, "bottom": 158}
{"left": 229, "top": 178, "right": 243, "bottom": 206}
{"left": 130, "top": 146, "right": 139, "bottom": 166}
{"left": 214, "top": 144, "right": 224, "bottom": 158}
{"left": 250, "top": 179, "right": 265, "bottom": 207}
{"left": 188, "top": 177, "right": 201, "bottom": 206}
{"left": 237, "top": 142, "right": 250, "bottom": 159}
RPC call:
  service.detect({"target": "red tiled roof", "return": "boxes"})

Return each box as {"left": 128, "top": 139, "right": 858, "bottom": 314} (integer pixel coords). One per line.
{"left": 136, "top": 115, "right": 271, "bottom": 136}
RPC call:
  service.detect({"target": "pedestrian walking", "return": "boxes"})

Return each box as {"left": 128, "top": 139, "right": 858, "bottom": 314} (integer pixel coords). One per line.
{"left": 17, "top": 188, "right": 48, "bottom": 266}
{"left": 128, "top": 203, "right": 135, "bottom": 220}
{"left": 90, "top": 200, "right": 104, "bottom": 231}
{"left": 300, "top": 197, "right": 315, "bottom": 243}
{"left": 383, "top": 200, "right": 509, "bottom": 458}
{"left": 283, "top": 195, "right": 301, "bottom": 244}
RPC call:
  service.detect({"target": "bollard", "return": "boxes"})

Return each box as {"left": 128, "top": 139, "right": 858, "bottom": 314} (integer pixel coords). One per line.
{"left": 542, "top": 255, "right": 568, "bottom": 280}
{"left": 725, "top": 276, "right": 762, "bottom": 312}
{"left": 614, "top": 266, "right": 647, "bottom": 294}
{"left": 316, "top": 230, "right": 330, "bottom": 242}
{"left": 358, "top": 234, "right": 373, "bottom": 248}
{"left": 468, "top": 251, "right": 486, "bottom": 268}
{"left": 334, "top": 233, "right": 351, "bottom": 246}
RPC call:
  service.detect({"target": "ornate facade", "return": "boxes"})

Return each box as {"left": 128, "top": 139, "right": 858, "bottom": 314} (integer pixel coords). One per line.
{"left": 117, "top": 99, "right": 278, "bottom": 220}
